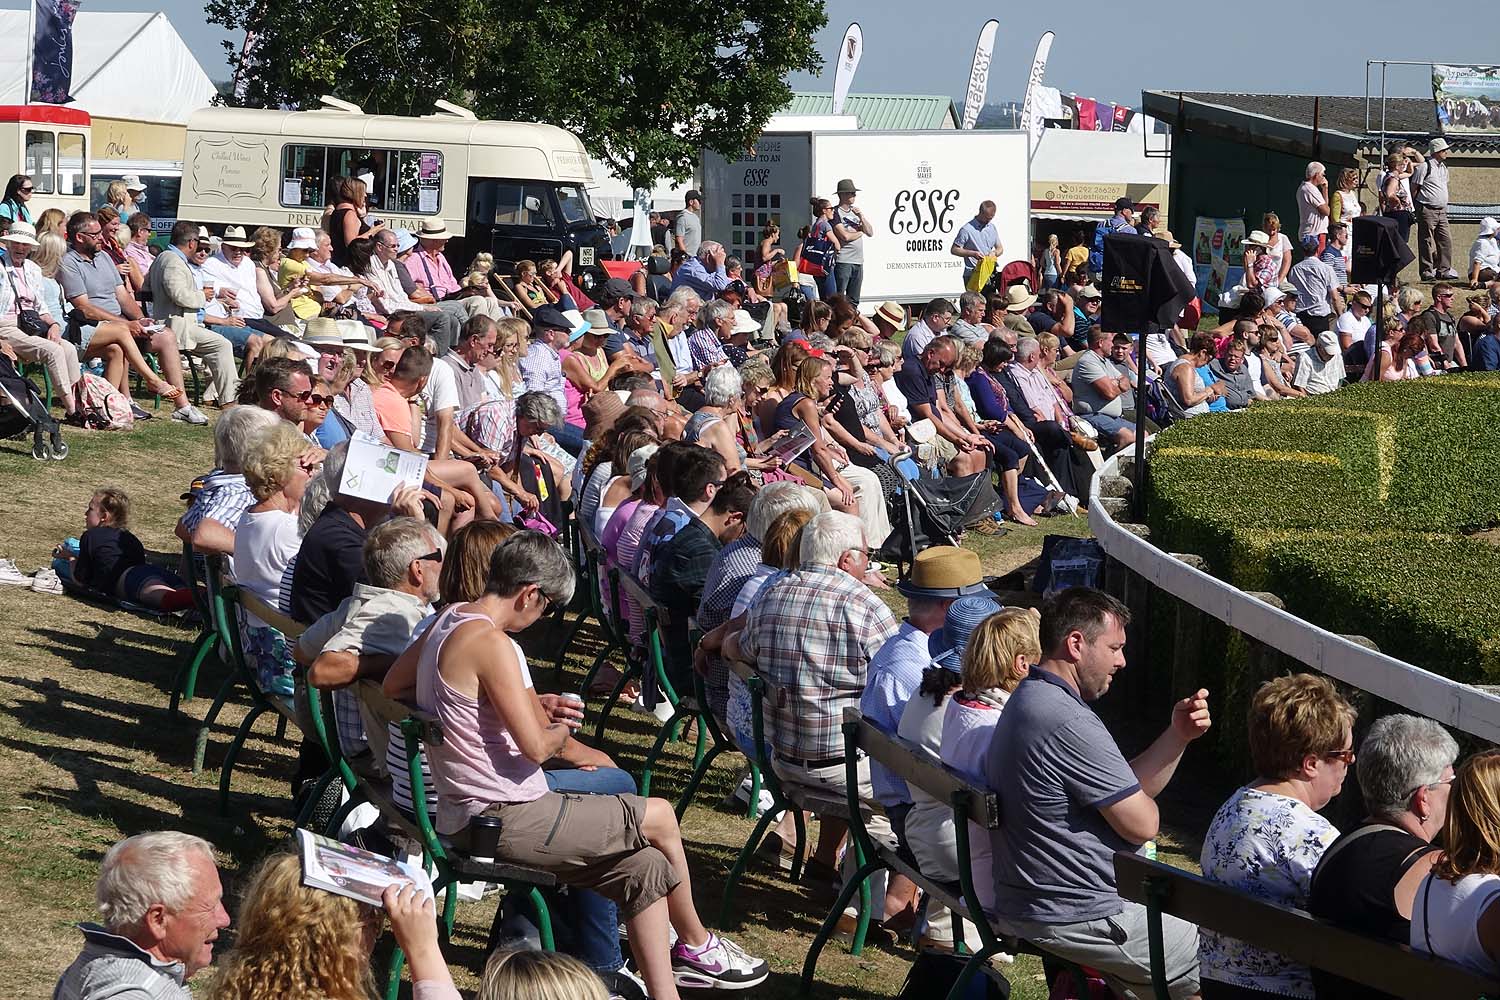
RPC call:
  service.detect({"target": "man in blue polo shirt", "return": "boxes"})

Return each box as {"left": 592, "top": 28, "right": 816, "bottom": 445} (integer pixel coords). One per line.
{"left": 985, "top": 586, "right": 1211, "bottom": 1000}
{"left": 950, "top": 201, "right": 1001, "bottom": 283}
{"left": 1089, "top": 197, "right": 1138, "bottom": 275}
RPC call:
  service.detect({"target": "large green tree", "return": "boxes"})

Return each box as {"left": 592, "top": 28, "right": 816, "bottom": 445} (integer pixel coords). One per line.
{"left": 208, "top": 1, "right": 826, "bottom": 189}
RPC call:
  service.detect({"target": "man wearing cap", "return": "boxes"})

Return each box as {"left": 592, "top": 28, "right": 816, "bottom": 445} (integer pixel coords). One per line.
{"left": 862, "top": 547, "right": 987, "bottom": 843}
{"left": 1071, "top": 327, "right": 1137, "bottom": 449}
{"left": 872, "top": 301, "right": 906, "bottom": 341}
{"left": 1412, "top": 138, "right": 1457, "bottom": 281}
{"left": 366, "top": 228, "right": 462, "bottom": 356}
{"left": 200, "top": 226, "right": 281, "bottom": 341}
{"left": 1293, "top": 330, "right": 1347, "bottom": 395}
{"left": 594, "top": 277, "right": 638, "bottom": 359}
{"left": 1089, "top": 198, "right": 1137, "bottom": 276}
{"left": 1071, "top": 285, "right": 1103, "bottom": 351}
{"left": 832, "top": 179, "right": 874, "bottom": 305}
{"left": 1468, "top": 217, "right": 1499, "bottom": 288}
{"left": 951, "top": 201, "right": 1002, "bottom": 283}
{"left": 946, "top": 291, "right": 987, "bottom": 345}
{"left": 673, "top": 190, "right": 704, "bottom": 256}
{"left": 671, "top": 242, "right": 732, "bottom": 298}
{"left": 520, "top": 304, "right": 588, "bottom": 455}
{"left": 408, "top": 220, "right": 502, "bottom": 325}
{"left": 1000, "top": 286, "right": 1039, "bottom": 340}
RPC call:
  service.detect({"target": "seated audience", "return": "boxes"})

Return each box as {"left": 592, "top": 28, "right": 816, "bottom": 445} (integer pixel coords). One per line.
{"left": 1208, "top": 337, "right": 1255, "bottom": 410}
{"left": 968, "top": 339, "right": 1053, "bottom": 524}
{"left": 1293, "top": 331, "right": 1347, "bottom": 395}
{"left": 175, "top": 406, "right": 282, "bottom": 560}
{"left": 1410, "top": 751, "right": 1500, "bottom": 978}
{"left": 55, "top": 831, "right": 230, "bottom": 997}
{"left": 1198, "top": 674, "right": 1355, "bottom": 998}
{"left": 893, "top": 335, "right": 990, "bottom": 477}
{"left": 1469, "top": 217, "right": 1498, "bottom": 288}
{"left": 1308, "top": 714, "right": 1458, "bottom": 1000}
{"left": 986, "top": 586, "right": 1211, "bottom": 1000}
{"left": 1071, "top": 327, "right": 1139, "bottom": 447}
{"left": 725, "top": 511, "right": 899, "bottom": 879}
{"left": 384, "top": 531, "right": 769, "bottom": 998}
{"left": 1169, "top": 333, "right": 1230, "bottom": 416}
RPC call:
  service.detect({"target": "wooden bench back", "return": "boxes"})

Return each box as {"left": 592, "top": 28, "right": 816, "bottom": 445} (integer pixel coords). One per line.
{"left": 1114, "top": 852, "right": 1500, "bottom": 1000}
{"left": 233, "top": 588, "right": 307, "bottom": 639}
{"left": 617, "top": 571, "right": 673, "bottom": 628}
{"left": 842, "top": 706, "right": 999, "bottom": 829}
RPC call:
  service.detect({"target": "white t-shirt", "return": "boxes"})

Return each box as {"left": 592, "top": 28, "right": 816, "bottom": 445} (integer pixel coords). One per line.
{"left": 1264, "top": 233, "right": 1293, "bottom": 280}
{"left": 1471, "top": 236, "right": 1500, "bottom": 273}
{"left": 417, "top": 356, "right": 460, "bottom": 455}
{"left": 1145, "top": 332, "right": 1178, "bottom": 368}
{"left": 1297, "top": 181, "right": 1328, "bottom": 239}
{"left": 1334, "top": 309, "right": 1371, "bottom": 348}
{"left": 232, "top": 508, "right": 301, "bottom": 627}
{"left": 1243, "top": 352, "right": 1268, "bottom": 397}
{"left": 200, "top": 253, "right": 266, "bottom": 320}
{"left": 1333, "top": 190, "right": 1363, "bottom": 225}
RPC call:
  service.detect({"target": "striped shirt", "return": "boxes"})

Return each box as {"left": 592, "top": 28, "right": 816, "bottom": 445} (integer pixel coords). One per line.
{"left": 519, "top": 339, "right": 565, "bottom": 412}
{"left": 740, "top": 564, "right": 898, "bottom": 761}
{"left": 687, "top": 326, "right": 728, "bottom": 371}
{"left": 54, "top": 923, "right": 190, "bottom": 1000}
{"left": 179, "top": 472, "right": 255, "bottom": 536}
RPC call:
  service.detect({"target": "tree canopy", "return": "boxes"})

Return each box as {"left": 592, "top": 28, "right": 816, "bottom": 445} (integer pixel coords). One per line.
{"left": 209, "top": 1, "right": 827, "bottom": 189}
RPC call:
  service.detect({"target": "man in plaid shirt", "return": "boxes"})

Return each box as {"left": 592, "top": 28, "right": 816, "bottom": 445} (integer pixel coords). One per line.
{"left": 726, "top": 510, "right": 898, "bottom": 876}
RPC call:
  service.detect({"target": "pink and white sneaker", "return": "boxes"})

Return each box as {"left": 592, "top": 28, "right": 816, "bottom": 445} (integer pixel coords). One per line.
{"left": 670, "top": 932, "right": 769, "bottom": 990}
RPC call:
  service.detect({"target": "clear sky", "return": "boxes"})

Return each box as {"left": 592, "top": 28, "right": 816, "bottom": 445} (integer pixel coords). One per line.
{"left": 4, "top": 0, "right": 1485, "bottom": 107}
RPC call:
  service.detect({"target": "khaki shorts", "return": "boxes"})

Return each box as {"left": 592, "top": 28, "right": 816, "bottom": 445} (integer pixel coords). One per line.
{"left": 459, "top": 791, "right": 680, "bottom": 918}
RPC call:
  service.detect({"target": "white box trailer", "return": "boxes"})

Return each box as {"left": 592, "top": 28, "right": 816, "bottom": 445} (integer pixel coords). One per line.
{"left": 701, "top": 129, "right": 1029, "bottom": 305}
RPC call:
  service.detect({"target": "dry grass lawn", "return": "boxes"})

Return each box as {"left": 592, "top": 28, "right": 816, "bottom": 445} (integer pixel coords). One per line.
{"left": 0, "top": 413, "right": 1192, "bottom": 999}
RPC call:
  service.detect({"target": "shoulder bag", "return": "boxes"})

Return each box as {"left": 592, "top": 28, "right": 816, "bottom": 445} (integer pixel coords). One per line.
{"left": 6, "top": 266, "right": 51, "bottom": 339}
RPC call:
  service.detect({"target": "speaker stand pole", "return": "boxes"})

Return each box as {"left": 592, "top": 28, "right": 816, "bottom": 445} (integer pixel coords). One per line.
{"left": 1373, "top": 283, "right": 1385, "bottom": 378}
{"left": 1130, "top": 323, "right": 1152, "bottom": 523}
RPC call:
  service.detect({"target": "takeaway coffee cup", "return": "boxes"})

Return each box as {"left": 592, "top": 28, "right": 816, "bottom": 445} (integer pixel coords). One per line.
{"left": 468, "top": 814, "right": 502, "bottom": 864}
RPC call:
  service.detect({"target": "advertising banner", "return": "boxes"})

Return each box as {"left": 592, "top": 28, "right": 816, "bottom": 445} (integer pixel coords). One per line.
{"left": 961, "top": 19, "right": 1000, "bottom": 131}
{"left": 830, "top": 23, "right": 863, "bottom": 117}
{"left": 1433, "top": 64, "right": 1500, "bottom": 133}
{"left": 1192, "top": 216, "right": 1245, "bottom": 315}
{"left": 811, "top": 131, "right": 1029, "bottom": 302}
{"left": 1019, "top": 31, "right": 1054, "bottom": 149}
{"left": 1030, "top": 182, "right": 1164, "bottom": 218}
{"left": 701, "top": 133, "right": 813, "bottom": 263}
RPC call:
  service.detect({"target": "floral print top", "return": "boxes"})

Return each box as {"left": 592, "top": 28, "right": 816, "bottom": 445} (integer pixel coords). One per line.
{"left": 1198, "top": 786, "right": 1338, "bottom": 998}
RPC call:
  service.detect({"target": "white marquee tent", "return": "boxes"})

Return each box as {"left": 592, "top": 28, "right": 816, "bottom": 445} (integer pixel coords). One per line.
{"left": 0, "top": 11, "right": 217, "bottom": 125}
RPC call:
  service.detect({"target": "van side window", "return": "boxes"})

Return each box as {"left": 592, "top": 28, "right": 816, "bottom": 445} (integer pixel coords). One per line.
{"left": 24, "top": 131, "right": 55, "bottom": 195}
{"left": 280, "top": 145, "right": 443, "bottom": 215}
{"left": 58, "top": 133, "right": 86, "bottom": 197}
{"left": 478, "top": 181, "right": 555, "bottom": 227}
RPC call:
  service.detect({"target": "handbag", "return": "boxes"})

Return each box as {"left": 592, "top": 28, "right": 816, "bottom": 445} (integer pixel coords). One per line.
{"left": 74, "top": 371, "right": 134, "bottom": 430}
{"left": 771, "top": 259, "right": 800, "bottom": 293}
{"left": 799, "top": 224, "right": 835, "bottom": 278}
{"left": 6, "top": 266, "right": 51, "bottom": 338}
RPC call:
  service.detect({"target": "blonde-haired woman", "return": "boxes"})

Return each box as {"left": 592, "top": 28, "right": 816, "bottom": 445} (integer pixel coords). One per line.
{"left": 1199, "top": 674, "right": 1355, "bottom": 997}
{"left": 252, "top": 226, "right": 302, "bottom": 326}
{"left": 211, "top": 854, "right": 456, "bottom": 1000}
{"left": 1263, "top": 212, "right": 1294, "bottom": 283}
{"left": 1411, "top": 750, "right": 1500, "bottom": 978}
{"left": 1041, "top": 233, "right": 1062, "bottom": 289}
{"left": 104, "top": 179, "right": 138, "bottom": 219}
{"left": 34, "top": 206, "right": 65, "bottom": 238}
{"left": 234, "top": 422, "right": 322, "bottom": 695}
{"left": 941, "top": 606, "right": 1041, "bottom": 912}
{"left": 479, "top": 950, "right": 608, "bottom": 1000}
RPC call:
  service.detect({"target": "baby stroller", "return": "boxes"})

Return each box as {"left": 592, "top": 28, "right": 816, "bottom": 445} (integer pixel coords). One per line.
{"left": 0, "top": 355, "right": 67, "bottom": 460}
{"left": 875, "top": 460, "right": 1001, "bottom": 578}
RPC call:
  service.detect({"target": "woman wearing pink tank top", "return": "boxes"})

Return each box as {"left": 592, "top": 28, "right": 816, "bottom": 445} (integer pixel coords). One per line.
{"left": 384, "top": 531, "right": 767, "bottom": 997}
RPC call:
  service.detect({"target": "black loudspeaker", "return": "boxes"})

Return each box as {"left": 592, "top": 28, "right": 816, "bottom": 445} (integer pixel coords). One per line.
{"left": 1101, "top": 233, "right": 1196, "bottom": 331}
{"left": 1351, "top": 214, "right": 1414, "bottom": 284}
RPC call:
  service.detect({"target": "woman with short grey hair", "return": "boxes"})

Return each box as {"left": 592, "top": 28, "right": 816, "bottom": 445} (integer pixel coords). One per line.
{"left": 1306, "top": 713, "right": 1459, "bottom": 996}
{"left": 682, "top": 362, "right": 783, "bottom": 479}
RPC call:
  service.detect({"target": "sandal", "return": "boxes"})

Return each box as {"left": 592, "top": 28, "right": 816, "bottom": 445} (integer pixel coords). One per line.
{"left": 150, "top": 380, "right": 181, "bottom": 401}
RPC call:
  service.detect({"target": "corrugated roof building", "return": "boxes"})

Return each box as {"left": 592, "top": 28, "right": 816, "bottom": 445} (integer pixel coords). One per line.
{"left": 783, "top": 92, "right": 958, "bottom": 131}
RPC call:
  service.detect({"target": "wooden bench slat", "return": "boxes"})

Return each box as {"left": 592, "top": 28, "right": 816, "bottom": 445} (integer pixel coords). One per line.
{"left": 1114, "top": 852, "right": 1500, "bottom": 999}
{"left": 236, "top": 589, "right": 307, "bottom": 639}
{"left": 843, "top": 707, "right": 1000, "bottom": 829}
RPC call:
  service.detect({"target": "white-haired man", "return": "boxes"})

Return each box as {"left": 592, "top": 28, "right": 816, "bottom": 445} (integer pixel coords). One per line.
{"left": 669, "top": 241, "right": 732, "bottom": 299}
{"left": 725, "top": 511, "right": 898, "bottom": 876}
{"left": 56, "top": 831, "right": 230, "bottom": 999}
{"left": 1296, "top": 161, "right": 1330, "bottom": 256}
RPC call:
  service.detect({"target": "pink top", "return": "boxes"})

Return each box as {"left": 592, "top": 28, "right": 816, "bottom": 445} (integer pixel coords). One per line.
{"left": 611, "top": 501, "right": 659, "bottom": 644}
{"left": 415, "top": 605, "right": 548, "bottom": 835}
{"left": 408, "top": 247, "right": 459, "bottom": 298}
{"left": 598, "top": 497, "right": 642, "bottom": 624}
{"left": 560, "top": 347, "right": 606, "bottom": 428}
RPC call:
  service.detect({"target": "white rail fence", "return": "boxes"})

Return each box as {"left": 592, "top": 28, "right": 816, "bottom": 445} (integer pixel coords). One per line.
{"left": 1087, "top": 449, "right": 1500, "bottom": 743}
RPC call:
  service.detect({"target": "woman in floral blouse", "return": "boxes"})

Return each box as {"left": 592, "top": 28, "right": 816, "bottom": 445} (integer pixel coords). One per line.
{"left": 1198, "top": 673, "right": 1356, "bottom": 999}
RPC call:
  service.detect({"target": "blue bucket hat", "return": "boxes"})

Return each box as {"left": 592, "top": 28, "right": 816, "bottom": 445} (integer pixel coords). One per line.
{"left": 928, "top": 595, "right": 1003, "bottom": 670}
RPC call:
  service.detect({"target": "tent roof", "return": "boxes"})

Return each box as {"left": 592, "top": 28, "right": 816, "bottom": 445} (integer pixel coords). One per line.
{"left": 784, "top": 92, "right": 958, "bottom": 131}
{"left": 0, "top": 11, "right": 218, "bottom": 125}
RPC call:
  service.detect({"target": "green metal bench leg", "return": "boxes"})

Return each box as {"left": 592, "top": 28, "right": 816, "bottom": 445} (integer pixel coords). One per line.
{"left": 747, "top": 760, "right": 762, "bottom": 820}
{"left": 441, "top": 872, "right": 460, "bottom": 935}
{"left": 551, "top": 607, "right": 592, "bottom": 681}
{"left": 717, "top": 802, "right": 784, "bottom": 928}
{"left": 192, "top": 673, "right": 239, "bottom": 774}
{"left": 169, "top": 630, "right": 217, "bottom": 717}
{"left": 639, "top": 707, "right": 689, "bottom": 797}
{"left": 217, "top": 704, "right": 268, "bottom": 814}
{"left": 674, "top": 742, "right": 725, "bottom": 820}
{"left": 274, "top": 714, "right": 288, "bottom": 740}
{"left": 526, "top": 886, "right": 555, "bottom": 951}
{"left": 593, "top": 658, "right": 636, "bottom": 744}
{"left": 798, "top": 858, "right": 883, "bottom": 995}
{"left": 1145, "top": 874, "right": 1172, "bottom": 1000}
{"left": 384, "top": 944, "right": 405, "bottom": 1000}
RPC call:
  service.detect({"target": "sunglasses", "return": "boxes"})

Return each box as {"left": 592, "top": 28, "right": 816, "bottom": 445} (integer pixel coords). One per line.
{"left": 307, "top": 393, "right": 334, "bottom": 406}
{"left": 1322, "top": 748, "right": 1357, "bottom": 765}
{"left": 417, "top": 550, "right": 443, "bottom": 563}
{"left": 377, "top": 358, "right": 399, "bottom": 371}
{"left": 19, "top": 186, "right": 33, "bottom": 193}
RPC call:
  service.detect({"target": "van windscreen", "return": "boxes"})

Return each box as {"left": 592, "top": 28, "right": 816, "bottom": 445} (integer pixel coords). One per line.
{"left": 556, "top": 184, "right": 591, "bottom": 225}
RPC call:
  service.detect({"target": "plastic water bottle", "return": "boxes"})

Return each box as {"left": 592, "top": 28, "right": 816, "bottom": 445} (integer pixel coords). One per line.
{"left": 87, "top": 358, "right": 105, "bottom": 376}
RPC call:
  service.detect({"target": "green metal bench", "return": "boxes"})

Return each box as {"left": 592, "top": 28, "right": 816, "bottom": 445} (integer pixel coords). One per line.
{"left": 168, "top": 543, "right": 221, "bottom": 717}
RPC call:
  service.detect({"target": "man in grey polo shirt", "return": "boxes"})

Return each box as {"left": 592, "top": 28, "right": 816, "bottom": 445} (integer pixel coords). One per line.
{"left": 985, "top": 587, "right": 1212, "bottom": 1000}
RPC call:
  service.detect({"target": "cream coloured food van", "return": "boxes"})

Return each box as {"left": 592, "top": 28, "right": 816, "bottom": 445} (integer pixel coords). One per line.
{"left": 0, "top": 105, "right": 91, "bottom": 219}
{"left": 178, "top": 98, "right": 612, "bottom": 282}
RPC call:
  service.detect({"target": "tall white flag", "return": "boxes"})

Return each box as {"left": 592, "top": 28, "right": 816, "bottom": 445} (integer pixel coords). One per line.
{"left": 961, "top": 19, "right": 1000, "bottom": 130}
{"left": 1019, "top": 30, "right": 1055, "bottom": 149}
{"left": 830, "top": 23, "right": 863, "bottom": 116}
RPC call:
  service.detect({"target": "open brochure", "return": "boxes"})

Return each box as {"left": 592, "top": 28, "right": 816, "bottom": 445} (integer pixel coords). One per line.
{"left": 297, "top": 828, "right": 432, "bottom": 909}
{"left": 766, "top": 427, "right": 816, "bottom": 466}
{"left": 338, "top": 434, "right": 428, "bottom": 504}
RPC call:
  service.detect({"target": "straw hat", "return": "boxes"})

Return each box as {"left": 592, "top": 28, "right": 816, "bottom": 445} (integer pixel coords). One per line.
{"left": 1003, "top": 285, "right": 1038, "bottom": 313}
{"left": 895, "top": 546, "right": 988, "bottom": 600}
{"left": 1, "top": 220, "right": 38, "bottom": 247}
{"left": 875, "top": 301, "right": 907, "bottom": 329}
{"left": 221, "top": 225, "right": 255, "bottom": 249}
{"left": 731, "top": 309, "right": 760, "bottom": 335}
{"left": 302, "top": 317, "right": 345, "bottom": 348}
{"left": 417, "top": 220, "right": 452, "bottom": 241}
{"left": 1242, "top": 229, "right": 1272, "bottom": 248}
{"left": 582, "top": 391, "right": 625, "bottom": 439}
{"left": 573, "top": 308, "right": 611, "bottom": 343}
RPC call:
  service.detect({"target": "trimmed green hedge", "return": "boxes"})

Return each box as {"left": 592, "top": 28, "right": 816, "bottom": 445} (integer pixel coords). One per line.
{"left": 1147, "top": 375, "right": 1500, "bottom": 694}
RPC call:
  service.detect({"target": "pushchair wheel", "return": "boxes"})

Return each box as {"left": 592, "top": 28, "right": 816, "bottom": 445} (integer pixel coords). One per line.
{"left": 31, "top": 437, "right": 51, "bottom": 460}
{"left": 49, "top": 435, "right": 68, "bottom": 460}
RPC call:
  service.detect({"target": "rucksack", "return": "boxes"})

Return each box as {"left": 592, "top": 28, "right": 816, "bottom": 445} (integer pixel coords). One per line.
{"left": 74, "top": 371, "right": 134, "bottom": 431}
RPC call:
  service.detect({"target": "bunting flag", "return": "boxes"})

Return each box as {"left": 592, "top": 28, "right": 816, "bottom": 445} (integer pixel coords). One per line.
{"left": 29, "top": 0, "right": 82, "bottom": 105}
{"left": 1112, "top": 105, "right": 1133, "bottom": 132}
{"left": 1059, "top": 94, "right": 1079, "bottom": 128}
{"left": 960, "top": 19, "right": 1000, "bottom": 130}
{"left": 1019, "top": 30, "right": 1055, "bottom": 149}
{"left": 830, "top": 23, "right": 863, "bottom": 116}
{"left": 1075, "top": 97, "right": 1098, "bottom": 131}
